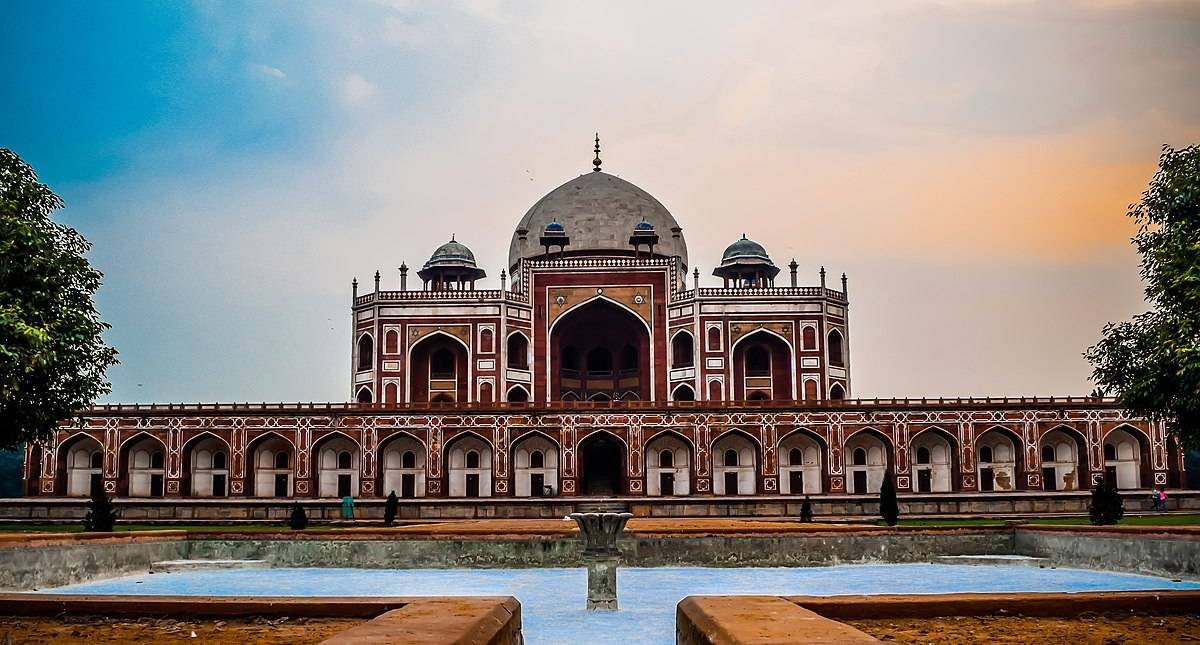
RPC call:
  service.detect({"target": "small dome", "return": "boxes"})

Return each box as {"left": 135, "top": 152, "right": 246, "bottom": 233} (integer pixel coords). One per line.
{"left": 720, "top": 234, "right": 771, "bottom": 264}
{"left": 633, "top": 218, "right": 655, "bottom": 231}
{"left": 544, "top": 220, "right": 565, "bottom": 232}
{"left": 424, "top": 238, "right": 478, "bottom": 269}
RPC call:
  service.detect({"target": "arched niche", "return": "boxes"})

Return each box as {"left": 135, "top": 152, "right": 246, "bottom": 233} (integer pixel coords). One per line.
{"left": 646, "top": 432, "right": 692, "bottom": 496}
{"left": 379, "top": 433, "right": 426, "bottom": 498}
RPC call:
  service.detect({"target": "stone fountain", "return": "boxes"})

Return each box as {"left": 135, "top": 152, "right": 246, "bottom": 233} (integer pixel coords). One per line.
{"left": 569, "top": 511, "right": 633, "bottom": 611}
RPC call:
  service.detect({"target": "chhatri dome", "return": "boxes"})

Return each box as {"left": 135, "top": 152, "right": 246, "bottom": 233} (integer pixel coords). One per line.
{"left": 508, "top": 136, "right": 688, "bottom": 274}
{"left": 418, "top": 235, "right": 486, "bottom": 285}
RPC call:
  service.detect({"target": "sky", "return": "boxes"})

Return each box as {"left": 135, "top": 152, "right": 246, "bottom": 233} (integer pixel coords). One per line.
{"left": 3, "top": 0, "right": 1198, "bottom": 403}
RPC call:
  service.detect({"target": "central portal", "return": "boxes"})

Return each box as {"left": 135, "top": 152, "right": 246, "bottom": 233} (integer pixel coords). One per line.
{"left": 579, "top": 433, "right": 623, "bottom": 496}
{"left": 550, "top": 299, "right": 651, "bottom": 402}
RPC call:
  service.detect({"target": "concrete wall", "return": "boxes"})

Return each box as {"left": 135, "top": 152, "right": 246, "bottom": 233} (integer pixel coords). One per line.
{"left": 0, "top": 535, "right": 187, "bottom": 591}
{"left": 185, "top": 532, "right": 1011, "bottom": 569}
{"left": 1015, "top": 527, "right": 1200, "bottom": 579}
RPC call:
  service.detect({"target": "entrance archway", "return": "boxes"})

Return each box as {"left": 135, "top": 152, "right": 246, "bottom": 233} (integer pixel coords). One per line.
{"left": 578, "top": 432, "right": 624, "bottom": 495}
{"left": 551, "top": 299, "right": 650, "bottom": 402}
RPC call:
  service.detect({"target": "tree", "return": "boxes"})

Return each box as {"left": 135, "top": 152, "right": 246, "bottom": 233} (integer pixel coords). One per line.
{"left": 0, "top": 149, "right": 118, "bottom": 450}
{"left": 289, "top": 502, "right": 308, "bottom": 530}
{"left": 1089, "top": 478, "right": 1125, "bottom": 525}
{"left": 82, "top": 478, "right": 116, "bottom": 533}
{"left": 799, "top": 495, "right": 813, "bottom": 523}
{"left": 879, "top": 470, "right": 900, "bottom": 526}
{"left": 1086, "top": 145, "right": 1200, "bottom": 447}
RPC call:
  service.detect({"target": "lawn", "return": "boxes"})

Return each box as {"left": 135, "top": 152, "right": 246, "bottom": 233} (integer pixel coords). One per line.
{"left": 891, "top": 514, "right": 1200, "bottom": 527}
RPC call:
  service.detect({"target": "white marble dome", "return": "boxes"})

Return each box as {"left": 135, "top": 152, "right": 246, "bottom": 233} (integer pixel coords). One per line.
{"left": 508, "top": 171, "right": 688, "bottom": 273}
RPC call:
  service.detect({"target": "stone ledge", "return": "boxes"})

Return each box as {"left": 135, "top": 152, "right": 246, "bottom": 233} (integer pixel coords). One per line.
{"left": 676, "top": 596, "right": 879, "bottom": 644}
{"left": 783, "top": 590, "right": 1200, "bottom": 619}
{"left": 0, "top": 594, "right": 413, "bottom": 618}
{"left": 318, "top": 597, "right": 522, "bottom": 645}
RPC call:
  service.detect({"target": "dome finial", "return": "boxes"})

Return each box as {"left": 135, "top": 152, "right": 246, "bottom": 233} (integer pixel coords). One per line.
{"left": 451, "top": 233, "right": 456, "bottom": 242}
{"left": 593, "top": 133, "right": 602, "bottom": 172}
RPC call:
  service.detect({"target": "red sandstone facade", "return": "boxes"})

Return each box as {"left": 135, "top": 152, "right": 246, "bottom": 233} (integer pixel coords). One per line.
{"left": 21, "top": 147, "right": 1185, "bottom": 502}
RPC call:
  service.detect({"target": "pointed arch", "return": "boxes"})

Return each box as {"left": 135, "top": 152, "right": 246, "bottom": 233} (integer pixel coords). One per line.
{"left": 778, "top": 427, "right": 826, "bottom": 495}
{"left": 246, "top": 430, "right": 297, "bottom": 498}
{"left": 379, "top": 430, "right": 427, "bottom": 498}
{"left": 408, "top": 329, "right": 471, "bottom": 404}
{"left": 56, "top": 432, "right": 104, "bottom": 497}
{"left": 511, "top": 430, "right": 561, "bottom": 497}
{"left": 910, "top": 426, "right": 959, "bottom": 492}
{"left": 506, "top": 330, "right": 530, "bottom": 370}
{"left": 712, "top": 429, "right": 760, "bottom": 495}
{"left": 357, "top": 332, "right": 374, "bottom": 371}
{"left": 843, "top": 427, "right": 893, "bottom": 495}
{"left": 444, "top": 430, "right": 494, "bottom": 497}
{"left": 671, "top": 383, "right": 696, "bottom": 402}
{"left": 183, "top": 432, "right": 232, "bottom": 498}
{"left": 119, "top": 432, "right": 168, "bottom": 497}
{"left": 1040, "top": 424, "right": 1089, "bottom": 491}
{"left": 671, "top": 329, "right": 695, "bottom": 368}
{"left": 975, "top": 425, "right": 1025, "bottom": 491}
{"left": 577, "top": 430, "right": 627, "bottom": 495}
{"left": 731, "top": 328, "right": 795, "bottom": 401}
{"left": 646, "top": 430, "right": 694, "bottom": 496}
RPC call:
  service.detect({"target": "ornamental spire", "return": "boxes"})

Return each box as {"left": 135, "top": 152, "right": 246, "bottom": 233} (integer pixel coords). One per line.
{"left": 593, "top": 133, "right": 602, "bottom": 172}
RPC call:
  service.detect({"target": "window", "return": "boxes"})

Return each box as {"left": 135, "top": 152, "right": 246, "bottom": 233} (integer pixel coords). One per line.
{"left": 746, "top": 346, "right": 770, "bottom": 376}
{"left": 916, "top": 446, "right": 930, "bottom": 464}
{"left": 979, "top": 446, "right": 993, "bottom": 463}
{"left": 673, "top": 384, "right": 695, "bottom": 401}
{"left": 357, "top": 387, "right": 373, "bottom": 403}
{"left": 660, "top": 449, "right": 674, "bottom": 468}
{"left": 587, "top": 347, "right": 613, "bottom": 374}
{"left": 672, "top": 332, "right": 694, "bottom": 368}
{"left": 802, "top": 326, "right": 816, "bottom": 350}
{"left": 274, "top": 452, "right": 290, "bottom": 469}
{"left": 852, "top": 447, "right": 867, "bottom": 466}
{"left": 619, "top": 345, "right": 638, "bottom": 373}
{"left": 828, "top": 330, "right": 844, "bottom": 367}
{"left": 1042, "top": 445, "right": 1055, "bottom": 462}
{"left": 480, "top": 328, "right": 494, "bottom": 353}
{"left": 385, "top": 329, "right": 399, "bottom": 354}
{"left": 829, "top": 383, "right": 845, "bottom": 400}
{"left": 724, "top": 449, "right": 739, "bottom": 467}
{"left": 707, "top": 327, "right": 721, "bottom": 351}
{"left": 150, "top": 451, "right": 164, "bottom": 469}
{"left": 507, "top": 386, "right": 529, "bottom": 403}
{"left": 530, "top": 450, "right": 544, "bottom": 469}
{"left": 561, "top": 346, "right": 580, "bottom": 374}
{"left": 337, "top": 450, "right": 352, "bottom": 469}
{"left": 90, "top": 452, "right": 103, "bottom": 469}
{"left": 507, "top": 333, "right": 529, "bottom": 369}
{"left": 789, "top": 447, "right": 803, "bottom": 466}
{"left": 431, "top": 348, "right": 455, "bottom": 379}
{"left": 402, "top": 450, "right": 416, "bottom": 469}
{"left": 213, "top": 452, "right": 227, "bottom": 469}
{"left": 1104, "top": 443, "right": 1116, "bottom": 461}
{"left": 466, "top": 450, "right": 481, "bottom": 469}
{"left": 357, "top": 334, "right": 374, "bottom": 371}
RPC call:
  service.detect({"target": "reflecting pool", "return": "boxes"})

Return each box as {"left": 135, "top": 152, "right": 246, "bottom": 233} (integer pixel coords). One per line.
{"left": 48, "top": 564, "right": 1200, "bottom": 645}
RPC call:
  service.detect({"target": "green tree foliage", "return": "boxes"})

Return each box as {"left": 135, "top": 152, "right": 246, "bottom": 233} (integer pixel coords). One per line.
{"left": 1089, "top": 479, "right": 1125, "bottom": 526}
{"left": 879, "top": 471, "right": 900, "bottom": 526}
{"left": 82, "top": 479, "right": 117, "bottom": 533}
{"left": 289, "top": 502, "right": 308, "bottom": 530}
{"left": 1087, "top": 145, "right": 1200, "bottom": 446}
{"left": 1, "top": 149, "right": 118, "bottom": 450}
{"left": 383, "top": 490, "right": 399, "bottom": 526}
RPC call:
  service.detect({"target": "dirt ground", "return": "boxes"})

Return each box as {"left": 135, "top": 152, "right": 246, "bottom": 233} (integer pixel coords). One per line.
{"left": 850, "top": 613, "right": 1200, "bottom": 644}
{"left": 0, "top": 615, "right": 361, "bottom": 644}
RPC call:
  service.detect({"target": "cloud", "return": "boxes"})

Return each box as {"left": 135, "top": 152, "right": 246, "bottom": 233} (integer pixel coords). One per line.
{"left": 339, "top": 72, "right": 377, "bottom": 105}
{"left": 246, "top": 63, "right": 286, "bottom": 79}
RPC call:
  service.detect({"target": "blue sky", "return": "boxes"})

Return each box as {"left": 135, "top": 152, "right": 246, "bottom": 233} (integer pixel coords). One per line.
{"left": 3, "top": 1, "right": 1199, "bottom": 403}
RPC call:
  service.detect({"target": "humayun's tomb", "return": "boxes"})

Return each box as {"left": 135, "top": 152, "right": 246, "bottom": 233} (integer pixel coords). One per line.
{"left": 18, "top": 140, "right": 1190, "bottom": 519}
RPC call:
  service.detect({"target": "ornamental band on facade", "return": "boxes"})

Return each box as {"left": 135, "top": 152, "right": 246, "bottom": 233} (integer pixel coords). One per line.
{"left": 24, "top": 143, "right": 1185, "bottom": 504}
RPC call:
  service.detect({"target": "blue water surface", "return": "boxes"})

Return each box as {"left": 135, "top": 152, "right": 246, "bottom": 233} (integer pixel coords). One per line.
{"left": 46, "top": 565, "right": 1200, "bottom": 644}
